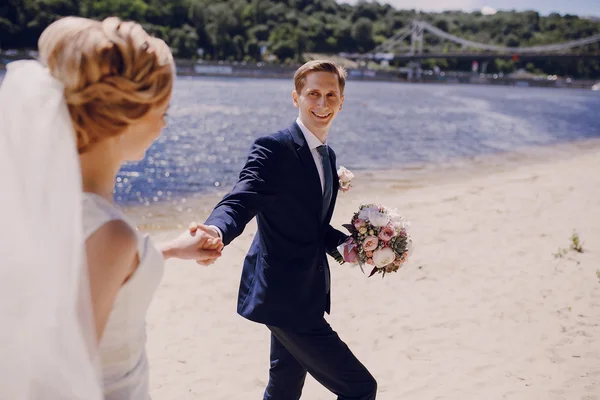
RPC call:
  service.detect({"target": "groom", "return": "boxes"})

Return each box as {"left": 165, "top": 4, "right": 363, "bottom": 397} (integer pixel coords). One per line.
{"left": 196, "top": 60, "right": 377, "bottom": 399}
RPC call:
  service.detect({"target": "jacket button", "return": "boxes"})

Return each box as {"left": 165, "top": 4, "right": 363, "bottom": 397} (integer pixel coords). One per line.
{"left": 318, "top": 265, "right": 324, "bottom": 271}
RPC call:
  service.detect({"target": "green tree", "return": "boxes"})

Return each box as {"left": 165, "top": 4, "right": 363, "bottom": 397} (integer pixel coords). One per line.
{"left": 268, "top": 22, "right": 296, "bottom": 60}
{"left": 352, "top": 17, "right": 374, "bottom": 52}
{"left": 82, "top": 0, "right": 148, "bottom": 21}
{"left": 248, "top": 24, "right": 269, "bottom": 41}
{"left": 170, "top": 24, "right": 199, "bottom": 58}
{"left": 505, "top": 34, "right": 520, "bottom": 47}
{"left": 2, "top": 0, "right": 599, "bottom": 78}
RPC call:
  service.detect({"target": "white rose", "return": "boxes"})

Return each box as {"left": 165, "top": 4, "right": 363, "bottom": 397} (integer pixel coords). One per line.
{"left": 358, "top": 206, "right": 378, "bottom": 220}
{"left": 390, "top": 213, "right": 409, "bottom": 230}
{"left": 372, "top": 247, "right": 396, "bottom": 268}
{"left": 337, "top": 166, "right": 354, "bottom": 183}
{"left": 368, "top": 211, "right": 390, "bottom": 227}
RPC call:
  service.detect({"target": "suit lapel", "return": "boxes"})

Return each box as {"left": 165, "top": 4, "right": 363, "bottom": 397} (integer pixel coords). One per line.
{"left": 288, "top": 122, "right": 323, "bottom": 221}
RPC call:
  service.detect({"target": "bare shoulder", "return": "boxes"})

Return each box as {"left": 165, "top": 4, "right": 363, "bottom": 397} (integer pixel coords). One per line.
{"left": 85, "top": 219, "right": 139, "bottom": 278}
{"left": 87, "top": 219, "right": 137, "bottom": 251}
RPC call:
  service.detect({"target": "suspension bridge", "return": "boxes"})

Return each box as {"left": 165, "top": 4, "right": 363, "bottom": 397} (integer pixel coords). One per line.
{"left": 340, "top": 20, "right": 600, "bottom": 63}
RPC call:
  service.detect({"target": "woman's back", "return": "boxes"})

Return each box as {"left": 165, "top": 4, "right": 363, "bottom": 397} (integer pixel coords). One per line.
{"left": 82, "top": 192, "right": 164, "bottom": 399}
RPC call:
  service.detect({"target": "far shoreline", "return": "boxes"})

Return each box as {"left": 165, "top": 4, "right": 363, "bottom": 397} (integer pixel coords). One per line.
{"left": 1, "top": 59, "right": 598, "bottom": 90}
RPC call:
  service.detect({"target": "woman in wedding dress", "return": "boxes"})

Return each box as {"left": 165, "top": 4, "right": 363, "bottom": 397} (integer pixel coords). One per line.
{"left": 0, "top": 16, "right": 222, "bottom": 400}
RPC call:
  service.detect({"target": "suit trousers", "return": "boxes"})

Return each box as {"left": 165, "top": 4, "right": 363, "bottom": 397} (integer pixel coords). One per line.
{"left": 263, "top": 318, "right": 377, "bottom": 400}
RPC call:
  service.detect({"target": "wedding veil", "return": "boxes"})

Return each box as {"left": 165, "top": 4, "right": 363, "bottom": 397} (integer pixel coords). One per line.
{"left": 0, "top": 60, "right": 102, "bottom": 399}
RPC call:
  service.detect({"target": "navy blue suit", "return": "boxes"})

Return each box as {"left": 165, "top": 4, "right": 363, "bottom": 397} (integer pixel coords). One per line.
{"left": 205, "top": 122, "right": 377, "bottom": 399}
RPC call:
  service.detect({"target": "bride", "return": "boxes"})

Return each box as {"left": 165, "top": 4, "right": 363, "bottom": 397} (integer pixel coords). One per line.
{"left": 0, "top": 16, "right": 222, "bottom": 399}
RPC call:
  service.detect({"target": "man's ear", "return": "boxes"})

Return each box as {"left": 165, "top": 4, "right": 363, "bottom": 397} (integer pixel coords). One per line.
{"left": 339, "top": 94, "right": 344, "bottom": 111}
{"left": 292, "top": 90, "right": 299, "bottom": 108}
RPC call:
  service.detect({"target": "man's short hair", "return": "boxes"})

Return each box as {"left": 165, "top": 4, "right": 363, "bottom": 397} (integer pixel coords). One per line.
{"left": 294, "top": 60, "right": 348, "bottom": 94}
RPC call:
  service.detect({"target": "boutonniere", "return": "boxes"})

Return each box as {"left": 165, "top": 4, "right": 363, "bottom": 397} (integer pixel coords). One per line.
{"left": 337, "top": 166, "right": 354, "bottom": 193}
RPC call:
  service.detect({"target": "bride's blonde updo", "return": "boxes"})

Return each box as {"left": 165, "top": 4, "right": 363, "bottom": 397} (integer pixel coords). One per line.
{"left": 38, "top": 16, "right": 174, "bottom": 153}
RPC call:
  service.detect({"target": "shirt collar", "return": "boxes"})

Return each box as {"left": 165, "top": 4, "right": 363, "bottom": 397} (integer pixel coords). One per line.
{"left": 296, "top": 117, "right": 326, "bottom": 150}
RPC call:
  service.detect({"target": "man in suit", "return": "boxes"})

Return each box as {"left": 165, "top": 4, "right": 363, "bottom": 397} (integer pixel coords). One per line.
{"left": 194, "top": 60, "right": 377, "bottom": 399}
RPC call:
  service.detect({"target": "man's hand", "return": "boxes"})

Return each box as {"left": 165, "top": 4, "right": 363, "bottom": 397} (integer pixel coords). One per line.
{"left": 160, "top": 223, "right": 223, "bottom": 265}
{"left": 188, "top": 222, "right": 224, "bottom": 265}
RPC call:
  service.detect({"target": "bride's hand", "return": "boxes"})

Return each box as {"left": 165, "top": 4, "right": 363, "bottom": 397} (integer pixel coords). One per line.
{"left": 188, "top": 222, "right": 220, "bottom": 239}
{"left": 160, "top": 225, "right": 223, "bottom": 265}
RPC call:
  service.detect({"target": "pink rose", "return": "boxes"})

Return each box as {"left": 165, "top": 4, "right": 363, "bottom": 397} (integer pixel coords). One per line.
{"left": 341, "top": 239, "right": 358, "bottom": 263}
{"left": 365, "top": 251, "right": 373, "bottom": 258}
{"left": 362, "top": 236, "right": 379, "bottom": 252}
{"left": 345, "top": 248, "right": 358, "bottom": 263}
{"left": 353, "top": 219, "right": 365, "bottom": 229}
{"left": 366, "top": 258, "right": 374, "bottom": 265}
{"left": 347, "top": 249, "right": 358, "bottom": 263}
{"left": 378, "top": 224, "right": 395, "bottom": 242}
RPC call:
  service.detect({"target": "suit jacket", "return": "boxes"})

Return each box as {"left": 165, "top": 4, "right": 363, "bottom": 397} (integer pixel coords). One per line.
{"left": 205, "top": 121, "right": 347, "bottom": 328}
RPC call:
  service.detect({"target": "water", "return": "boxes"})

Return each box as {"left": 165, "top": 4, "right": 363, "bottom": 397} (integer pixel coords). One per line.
{"left": 118, "top": 77, "right": 599, "bottom": 206}
{"left": 2, "top": 71, "right": 599, "bottom": 206}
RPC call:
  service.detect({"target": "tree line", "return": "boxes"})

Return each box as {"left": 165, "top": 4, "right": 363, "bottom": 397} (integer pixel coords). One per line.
{"left": 1, "top": 0, "right": 599, "bottom": 78}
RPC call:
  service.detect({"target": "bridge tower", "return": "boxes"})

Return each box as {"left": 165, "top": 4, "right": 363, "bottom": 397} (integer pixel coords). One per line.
{"left": 408, "top": 21, "right": 424, "bottom": 80}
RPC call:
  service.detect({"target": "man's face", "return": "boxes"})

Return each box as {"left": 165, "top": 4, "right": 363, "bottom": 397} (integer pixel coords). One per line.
{"left": 292, "top": 71, "right": 344, "bottom": 139}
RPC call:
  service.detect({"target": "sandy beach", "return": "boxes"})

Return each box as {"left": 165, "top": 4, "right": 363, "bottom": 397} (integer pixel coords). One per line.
{"left": 143, "top": 139, "right": 600, "bottom": 399}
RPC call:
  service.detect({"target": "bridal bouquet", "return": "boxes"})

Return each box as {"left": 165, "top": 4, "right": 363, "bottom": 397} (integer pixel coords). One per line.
{"left": 335, "top": 204, "right": 412, "bottom": 278}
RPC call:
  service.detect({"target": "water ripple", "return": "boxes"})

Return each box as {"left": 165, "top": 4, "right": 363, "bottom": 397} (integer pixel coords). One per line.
{"left": 4, "top": 70, "right": 595, "bottom": 206}
{"left": 115, "top": 78, "right": 600, "bottom": 205}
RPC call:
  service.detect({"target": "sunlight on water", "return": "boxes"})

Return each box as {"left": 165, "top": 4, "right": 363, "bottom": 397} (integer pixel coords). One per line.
{"left": 116, "top": 77, "right": 600, "bottom": 206}
{"left": 1, "top": 71, "right": 598, "bottom": 206}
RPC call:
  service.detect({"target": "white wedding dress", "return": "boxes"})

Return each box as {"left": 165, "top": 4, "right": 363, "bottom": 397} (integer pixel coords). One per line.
{"left": 82, "top": 192, "right": 165, "bottom": 400}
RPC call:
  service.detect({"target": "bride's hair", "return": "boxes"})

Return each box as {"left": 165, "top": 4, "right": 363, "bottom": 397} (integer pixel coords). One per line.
{"left": 38, "top": 16, "right": 174, "bottom": 153}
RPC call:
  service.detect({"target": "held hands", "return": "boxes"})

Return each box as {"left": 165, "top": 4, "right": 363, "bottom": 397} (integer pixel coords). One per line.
{"left": 188, "top": 222, "right": 224, "bottom": 266}
{"left": 162, "top": 223, "right": 224, "bottom": 266}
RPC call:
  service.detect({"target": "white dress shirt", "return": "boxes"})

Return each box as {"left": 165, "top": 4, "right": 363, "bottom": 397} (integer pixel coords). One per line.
{"left": 297, "top": 118, "right": 348, "bottom": 260}
{"left": 297, "top": 118, "right": 350, "bottom": 256}
{"left": 295, "top": 117, "right": 327, "bottom": 194}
